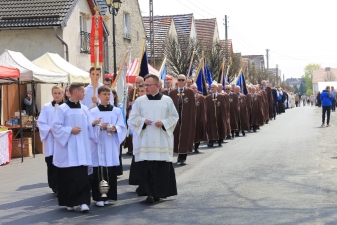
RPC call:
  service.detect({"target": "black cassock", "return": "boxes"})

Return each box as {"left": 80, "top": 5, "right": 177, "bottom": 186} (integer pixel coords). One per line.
{"left": 134, "top": 93, "right": 177, "bottom": 199}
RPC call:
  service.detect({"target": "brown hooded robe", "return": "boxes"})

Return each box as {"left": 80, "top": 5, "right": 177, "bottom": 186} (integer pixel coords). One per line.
{"left": 169, "top": 88, "right": 196, "bottom": 154}
{"left": 194, "top": 93, "right": 208, "bottom": 143}
{"left": 205, "top": 94, "right": 227, "bottom": 140}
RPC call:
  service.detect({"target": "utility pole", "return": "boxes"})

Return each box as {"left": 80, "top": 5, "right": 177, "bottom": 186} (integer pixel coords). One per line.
{"left": 149, "top": 0, "right": 155, "bottom": 67}
{"left": 222, "top": 15, "right": 229, "bottom": 82}
{"left": 224, "top": 15, "right": 228, "bottom": 65}
{"left": 266, "top": 49, "right": 269, "bottom": 70}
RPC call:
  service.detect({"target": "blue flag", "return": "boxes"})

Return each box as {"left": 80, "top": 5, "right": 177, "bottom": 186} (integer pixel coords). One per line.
{"left": 139, "top": 51, "right": 149, "bottom": 77}
{"left": 236, "top": 73, "right": 248, "bottom": 94}
{"left": 204, "top": 62, "right": 213, "bottom": 90}
{"left": 196, "top": 69, "right": 208, "bottom": 96}
{"left": 160, "top": 64, "right": 167, "bottom": 86}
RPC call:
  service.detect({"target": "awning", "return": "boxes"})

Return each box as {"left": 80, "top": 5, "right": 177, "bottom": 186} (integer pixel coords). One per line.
{"left": 33, "top": 53, "right": 90, "bottom": 83}
{"left": 0, "top": 49, "right": 68, "bottom": 83}
{"left": 127, "top": 58, "right": 159, "bottom": 77}
{"left": 0, "top": 65, "right": 20, "bottom": 80}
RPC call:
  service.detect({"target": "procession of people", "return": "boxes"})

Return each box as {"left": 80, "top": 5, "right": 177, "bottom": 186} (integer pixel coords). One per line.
{"left": 37, "top": 67, "right": 294, "bottom": 212}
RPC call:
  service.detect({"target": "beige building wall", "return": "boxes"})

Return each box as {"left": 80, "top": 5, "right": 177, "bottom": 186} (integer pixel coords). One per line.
{"left": 0, "top": 29, "right": 63, "bottom": 61}
{"left": 213, "top": 22, "right": 220, "bottom": 44}
{"left": 63, "top": 0, "right": 92, "bottom": 72}
{"left": 190, "top": 18, "right": 197, "bottom": 39}
{"left": 106, "top": 0, "right": 146, "bottom": 73}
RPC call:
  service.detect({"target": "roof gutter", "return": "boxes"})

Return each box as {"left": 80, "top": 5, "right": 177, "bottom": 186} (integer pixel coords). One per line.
{"left": 54, "top": 27, "right": 69, "bottom": 62}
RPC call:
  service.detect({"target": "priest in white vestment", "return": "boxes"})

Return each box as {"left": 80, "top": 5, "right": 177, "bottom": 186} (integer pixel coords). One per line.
{"left": 128, "top": 74, "right": 179, "bottom": 203}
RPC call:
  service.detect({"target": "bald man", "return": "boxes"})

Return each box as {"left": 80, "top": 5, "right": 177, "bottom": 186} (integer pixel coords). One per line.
{"left": 169, "top": 75, "right": 196, "bottom": 165}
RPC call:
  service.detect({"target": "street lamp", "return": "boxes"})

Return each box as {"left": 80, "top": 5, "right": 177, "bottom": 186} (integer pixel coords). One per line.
{"left": 106, "top": 0, "right": 122, "bottom": 80}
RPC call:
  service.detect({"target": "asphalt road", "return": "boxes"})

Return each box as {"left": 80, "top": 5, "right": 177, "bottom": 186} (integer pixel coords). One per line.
{"left": 1, "top": 105, "right": 337, "bottom": 225}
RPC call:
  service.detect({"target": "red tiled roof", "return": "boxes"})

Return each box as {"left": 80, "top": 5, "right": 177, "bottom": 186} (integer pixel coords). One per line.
{"left": 143, "top": 14, "right": 194, "bottom": 59}
{"left": 195, "top": 18, "right": 216, "bottom": 52}
{"left": 143, "top": 16, "right": 173, "bottom": 58}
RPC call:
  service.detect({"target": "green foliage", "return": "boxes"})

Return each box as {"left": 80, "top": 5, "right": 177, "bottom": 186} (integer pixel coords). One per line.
{"left": 302, "top": 63, "right": 320, "bottom": 95}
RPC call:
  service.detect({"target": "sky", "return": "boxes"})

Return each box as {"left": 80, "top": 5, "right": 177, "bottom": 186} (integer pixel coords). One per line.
{"left": 138, "top": 0, "right": 337, "bottom": 79}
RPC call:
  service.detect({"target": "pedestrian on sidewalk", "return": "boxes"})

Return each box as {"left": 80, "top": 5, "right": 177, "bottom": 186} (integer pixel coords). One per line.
{"left": 320, "top": 86, "right": 333, "bottom": 127}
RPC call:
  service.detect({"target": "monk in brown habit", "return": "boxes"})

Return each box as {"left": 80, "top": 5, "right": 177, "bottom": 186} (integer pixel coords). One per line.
{"left": 169, "top": 75, "right": 196, "bottom": 165}
{"left": 250, "top": 86, "right": 264, "bottom": 132}
{"left": 258, "top": 85, "right": 269, "bottom": 124}
{"left": 234, "top": 85, "right": 250, "bottom": 136}
{"left": 125, "top": 76, "right": 144, "bottom": 155}
{"left": 205, "top": 83, "right": 227, "bottom": 147}
{"left": 191, "top": 84, "right": 207, "bottom": 153}
{"left": 225, "top": 86, "right": 239, "bottom": 139}
{"left": 261, "top": 80, "right": 274, "bottom": 122}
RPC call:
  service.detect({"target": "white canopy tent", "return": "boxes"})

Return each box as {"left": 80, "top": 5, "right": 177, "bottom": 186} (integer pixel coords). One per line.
{"left": 33, "top": 53, "right": 90, "bottom": 83}
{"left": 0, "top": 49, "right": 67, "bottom": 83}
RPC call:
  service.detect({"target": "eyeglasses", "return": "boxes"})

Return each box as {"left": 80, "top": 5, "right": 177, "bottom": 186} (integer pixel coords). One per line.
{"left": 144, "top": 84, "right": 157, "bottom": 87}
{"left": 178, "top": 79, "right": 185, "bottom": 82}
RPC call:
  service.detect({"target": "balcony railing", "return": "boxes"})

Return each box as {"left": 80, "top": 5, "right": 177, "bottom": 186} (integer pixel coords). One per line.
{"left": 80, "top": 31, "right": 90, "bottom": 54}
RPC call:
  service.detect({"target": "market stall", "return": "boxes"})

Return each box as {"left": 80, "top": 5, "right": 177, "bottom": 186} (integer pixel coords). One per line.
{"left": 33, "top": 52, "right": 90, "bottom": 83}
{"left": 0, "top": 65, "right": 21, "bottom": 163}
{"left": 0, "top": 50, "right": 67, "bottom": 161}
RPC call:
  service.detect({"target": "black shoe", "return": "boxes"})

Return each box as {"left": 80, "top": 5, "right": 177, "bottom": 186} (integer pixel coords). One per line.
{"left": 146, "top": 196, "right": 154, "bottom": 204}
{"left": 266, "top": 120, "right": 269, "bottom": 124}
{"left": 242, "top": 131, "right": 245, "bottom": 136}
{"left": 253, "top": 129, "right": 257, "bottom": 132}
{"left": 154, "top": 197, "right": 160, "bottom": 202}
{"left": 235, "top": 132, "right": 239, "bottom": 137}
{"left": 226, "top": 135, "right": 232, "bottom": 140}
{"left": 194, "top": 149, "right": 200, "bottom": 153}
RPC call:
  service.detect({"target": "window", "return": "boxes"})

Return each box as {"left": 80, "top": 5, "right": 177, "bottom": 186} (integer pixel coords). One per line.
{"left": 124, "top": 13, "right": 131, "bottom": 39}
{"left": 80, "top": 13, "right": 90, "bottom": 54}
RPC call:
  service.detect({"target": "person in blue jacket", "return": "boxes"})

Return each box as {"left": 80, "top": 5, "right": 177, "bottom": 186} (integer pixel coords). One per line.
{"left": 320, "top": 86, "right": 334, "bottom": 127}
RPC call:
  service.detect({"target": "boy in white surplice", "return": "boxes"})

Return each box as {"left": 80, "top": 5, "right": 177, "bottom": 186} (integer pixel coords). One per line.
{"left": 37, "top": 85, "right": 64, "bottom": 194}
{"left": 52, "top": 82, "right": 100, "bottom": 212}
{"left": 90, "top": 86, "right": 127, "bottom": 207}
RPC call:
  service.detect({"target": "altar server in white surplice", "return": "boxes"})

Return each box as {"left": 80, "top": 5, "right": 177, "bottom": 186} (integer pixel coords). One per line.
{"left": 90, "top": 86, "right": 127, "bottom": 207}
{"left": 128, "top": 74, "right": 179, "bottom": 204}
{"left": 52, "top": 82, "right": 101, "bottom": 212}
{"left": 37, "top": 85, "right": 64, "bottom": 194}
{"left": 82, "top": 67, "right": 113, "bottom": 110}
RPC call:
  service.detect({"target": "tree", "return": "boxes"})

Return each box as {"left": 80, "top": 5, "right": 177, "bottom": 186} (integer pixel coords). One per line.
{"left": 205, "top": 41, "right": 224, "bottom": 81}
{"left": 302, "top": 63, "right": 320, "bottom": 95}
{"left": 299, "top": 80, "right": 306, "bottom": 94}
{"left": 228, "top": 52, "right": 242, "bottom": 82}
{"left": 164, "top": 35, "right": 201, "bottom": 77}
{"left": 246, "top": 63, "right": 274, "bottom": 85}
